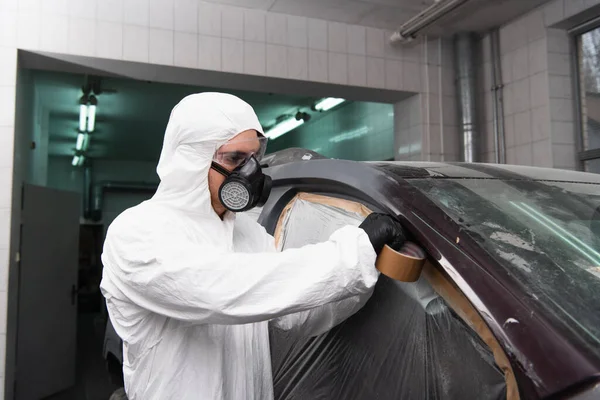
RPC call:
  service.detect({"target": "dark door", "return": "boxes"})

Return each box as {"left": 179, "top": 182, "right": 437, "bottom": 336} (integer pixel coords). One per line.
{"left": 16, "top": 184, "right": 80, "bottom": 400}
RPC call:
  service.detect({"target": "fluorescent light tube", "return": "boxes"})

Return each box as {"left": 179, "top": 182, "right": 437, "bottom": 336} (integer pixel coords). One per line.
{"left": 314, "top": 98, "right": 345, "bottom": 112}
{"left": 76, "top": 133, "right": 85, "bottom": 151}
{"left": 72, "top": 155, "right": 80, "bottom": 167}
{"left": 87, "top": 104, "right": 96, "bottom": 132}
{"left": 79, "top": 104, "right": 88, "bottom": 132}
{"left": 265, "top": 118, "right": 304, "bottom": 140}
{"left": 83, "top": 133, "right": 90, "bottom": 151}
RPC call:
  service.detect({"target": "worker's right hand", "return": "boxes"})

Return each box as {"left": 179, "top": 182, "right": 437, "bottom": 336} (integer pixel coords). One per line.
{"left": 359, "top": 213, "right": 407, "bottom": 255}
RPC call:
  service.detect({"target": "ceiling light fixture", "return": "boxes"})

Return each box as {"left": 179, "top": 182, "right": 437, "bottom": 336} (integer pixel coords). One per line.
{"left": 295, "top": 111, "right": 311, "bottom": 122}
{"left": 72, "top": 154, "right": 84, "bottom": 167}
{"left": 87, "top": 95, "right": 97, "bottom": 133}
{"left": 265, "top": 112, "right": 312, "bottom": 140}
{"left": 79, "top": 95, "right": 88, "bottom": 132}
{"left": 313, "top": 97, "right": 345, "bottom": 112}
{"left": 76, "top": 132, "right": 85, "bottom": 151}
{"left": 76, "top": 132, "right": 91, "bottom": 152}
{"left": 265, "top": 117, "right": 305, "bottom": 140}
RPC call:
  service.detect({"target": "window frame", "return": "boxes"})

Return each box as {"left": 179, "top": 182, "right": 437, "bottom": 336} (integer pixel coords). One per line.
{"left": 571, "top": 18, "right": 600, "bottom": 171}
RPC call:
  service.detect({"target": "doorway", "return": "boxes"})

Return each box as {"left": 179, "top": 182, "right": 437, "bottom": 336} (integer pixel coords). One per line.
{"left": 7, "top": 51, "right": 406, "bottom": 399}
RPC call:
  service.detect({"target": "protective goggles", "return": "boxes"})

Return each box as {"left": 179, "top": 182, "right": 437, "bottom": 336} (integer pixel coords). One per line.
{"left": 212, "top": 136, "right": 268, "bottom": 170}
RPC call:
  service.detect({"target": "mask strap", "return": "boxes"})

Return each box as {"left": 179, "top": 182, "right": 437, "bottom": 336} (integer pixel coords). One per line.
{"left": 211, "top": 162, "right": 231, "bottom": 177}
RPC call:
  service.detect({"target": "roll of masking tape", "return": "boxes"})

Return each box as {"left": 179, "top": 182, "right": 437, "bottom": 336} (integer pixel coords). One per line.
{"left": 376, "top": 241, "right": 426, "bottom": 282}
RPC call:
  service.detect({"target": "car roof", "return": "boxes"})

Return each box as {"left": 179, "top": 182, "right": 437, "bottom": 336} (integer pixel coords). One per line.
{"left": 263, "top": 149, "right": 600, "bottom": 184}
{"left": 374, "top": 162, "right": 600, "bottom": 183}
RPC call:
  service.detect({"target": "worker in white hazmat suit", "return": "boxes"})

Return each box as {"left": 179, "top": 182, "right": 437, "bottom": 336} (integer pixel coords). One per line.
{"left": 100, "top": 92, "right": 406, "bottom": 400}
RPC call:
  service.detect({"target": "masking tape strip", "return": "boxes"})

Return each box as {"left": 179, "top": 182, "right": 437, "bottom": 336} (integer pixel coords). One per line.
{"left": 376, "top": 244, "right": 426, "bottom": 282}
{"left": 294, "top": 193, "right": 373, "bottom": 218}
{"left": 274, "top": 193, "right": 517, "bottom": 399}
{"left": 423, "top": 262, "right": 520, "bottom": 400}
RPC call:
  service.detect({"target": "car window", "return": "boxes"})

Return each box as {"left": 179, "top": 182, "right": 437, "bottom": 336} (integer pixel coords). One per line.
{"left": 270, "top": 193, "right": 508, "bottom": 400}
{"left": 408, "top": 178, "right": 600, "bottom": 353}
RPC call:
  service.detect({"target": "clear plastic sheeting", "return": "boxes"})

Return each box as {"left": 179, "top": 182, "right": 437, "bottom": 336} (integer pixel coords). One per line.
{"left": 277, "top": 197, "right": 367, "bottom": 251}
{"left": 270, "top": 275, "right": 506, "bottom": 400}
{"left": 270, "top": 194, "right": 507, "bottom": 400}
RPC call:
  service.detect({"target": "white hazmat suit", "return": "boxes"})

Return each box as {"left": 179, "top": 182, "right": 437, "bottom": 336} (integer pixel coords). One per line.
{"left": 100, "top": 93, "right": 380, "bottom": 400}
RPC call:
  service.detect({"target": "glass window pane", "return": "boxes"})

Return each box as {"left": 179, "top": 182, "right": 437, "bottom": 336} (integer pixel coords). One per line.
{"left": 409, "top": 178, "right": 600, "bottom": 351}
{"left": 580, "top": 28, "right": 600, "bottom": 152}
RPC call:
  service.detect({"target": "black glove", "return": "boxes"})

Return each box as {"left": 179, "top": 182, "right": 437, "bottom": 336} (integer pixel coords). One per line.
{"left": 359, "top": 213, "right": 407, "bottom": 255}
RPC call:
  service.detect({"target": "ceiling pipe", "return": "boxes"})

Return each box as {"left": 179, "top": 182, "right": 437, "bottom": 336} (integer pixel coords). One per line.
{"left": 455, "top": 32, "right": 480, "bottom": 163}
{"left": 490, "top": 29, "right": 506, "bottom": 164}
{"left": 83, "top": 165, "right": 92, "bottom": 219}
{"left": 390, "top": 0, "right": 472, "bottom": 44}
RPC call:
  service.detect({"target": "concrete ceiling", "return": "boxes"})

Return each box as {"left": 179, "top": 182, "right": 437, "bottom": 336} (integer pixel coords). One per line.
{"left": 201, "top": 0, "right": 551, "bottom": 32}
{"left": 429, "top": 0, "right": 550, "bottom": 34}
{"left": 32, "top": 70, "right": 329, "bottom": 162}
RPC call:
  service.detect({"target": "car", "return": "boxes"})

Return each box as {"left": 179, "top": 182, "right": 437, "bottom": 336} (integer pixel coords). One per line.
{"left": 104, "top": 148, "right": 600, "bottom": 399}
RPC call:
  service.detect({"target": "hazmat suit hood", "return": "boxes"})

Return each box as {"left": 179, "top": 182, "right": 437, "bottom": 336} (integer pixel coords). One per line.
{"left": 151, "top": 92, "right": 264, "bottom": 215}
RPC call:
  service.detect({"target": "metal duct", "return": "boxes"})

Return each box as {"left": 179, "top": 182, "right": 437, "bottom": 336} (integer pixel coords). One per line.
{"left": 83, "top": 165, "right": 92, "bottom": 219}
{"left": 90, "top": 181, "right": 158, "bottom": 222}
{"left": 390, "top": 0, "right": 472, "bottom": 44}
{"left": 455, "top": 32, "right": 479, "bottom": 163}
{"left": 490, "top": 29, "right": 506, "bottom": 164}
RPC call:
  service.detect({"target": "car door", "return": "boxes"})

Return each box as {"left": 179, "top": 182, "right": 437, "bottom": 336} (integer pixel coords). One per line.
{"left": 268, "top": 192, "right": 513, "bottom": 400}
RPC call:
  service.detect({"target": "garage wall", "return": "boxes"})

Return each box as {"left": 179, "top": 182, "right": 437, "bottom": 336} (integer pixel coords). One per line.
{"left": 394, "top": 95, "right": 422, "bottom": 160}
{"left": 48, "top": 157, "right": 158, "bottom": 231}
{"left": 478, "top": 0, "right": 595, "bottom": 169}
{"left": 0, "top": 1, "right": 459, "bottom": 396}
{"left": 1, "top": 64, "right": 28, "bottom": 400}
{"left": 395, "top": 37, "right": 460, "bottom": 162}
{"left": 13, "top": 73, "right": 50, "bottom": 187}
{"left": 268, "top": 101, "right": 395, "bottom": 160}
{"left": 48, "top": 158, "right": 158, "bottom": 194}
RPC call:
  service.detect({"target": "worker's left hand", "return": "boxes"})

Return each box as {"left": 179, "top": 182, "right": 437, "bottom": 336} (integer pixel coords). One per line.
{"left": 359, "top": 213, "right": 407, "bottom": 255}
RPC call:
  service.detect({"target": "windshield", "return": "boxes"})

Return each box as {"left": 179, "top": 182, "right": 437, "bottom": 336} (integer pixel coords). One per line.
{"left": 408, "top": 178, "right": 600, "bottom": 350}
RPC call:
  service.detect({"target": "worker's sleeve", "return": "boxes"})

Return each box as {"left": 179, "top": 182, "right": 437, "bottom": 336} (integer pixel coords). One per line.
{"left": 260, "top": 228, "right": 375, "bottom": 337}
{"left": 101, "top": 224, "right": 378, "bottom": 326}
{"left": 269, "top": 292, "right": 373, "bottom": 337}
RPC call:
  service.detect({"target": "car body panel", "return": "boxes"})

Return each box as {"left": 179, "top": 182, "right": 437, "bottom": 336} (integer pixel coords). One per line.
{"left": 261, "top": 157, "right": 600, "bottom": 399}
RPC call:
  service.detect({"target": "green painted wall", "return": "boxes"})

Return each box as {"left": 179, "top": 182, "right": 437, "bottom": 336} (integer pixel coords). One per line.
{"left": 267, "top": 101, "right": 394, "bottom": 161}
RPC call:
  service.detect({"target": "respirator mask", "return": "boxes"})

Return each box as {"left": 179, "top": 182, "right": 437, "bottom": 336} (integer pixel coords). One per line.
{"left": 211, "top": 137, "right": 272, "bottom": 213}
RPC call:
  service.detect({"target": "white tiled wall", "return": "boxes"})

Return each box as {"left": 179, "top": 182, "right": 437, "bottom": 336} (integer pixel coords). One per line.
{"left": 0, "top": 0, "right": 430, "bottom": 87}
{"left": 479, "top": 0, "right": 594, "bottom": 170}
{"left": 394, "top": 95, "right": 422, "bottom": 161}
{"left": 0, "top": 49, "right": 16, "bottom": 400}
{"left": 395, "top": 37, "right": 459, "bottom": 162}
